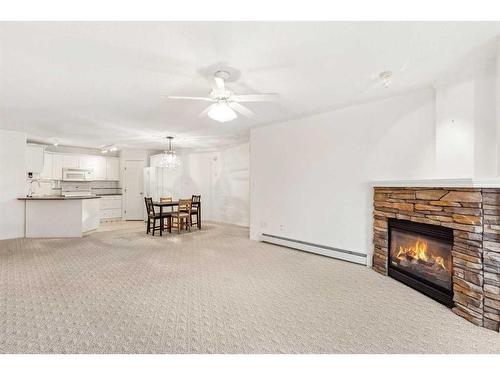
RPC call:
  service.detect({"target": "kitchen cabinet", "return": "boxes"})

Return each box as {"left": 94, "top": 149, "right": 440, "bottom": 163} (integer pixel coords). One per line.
{"left": 53, "top": 153, "right": 80, "bottom": 180}
{"left": 40, "top": 152, "right": 54, "bottom": 179}
{"left": 53, "top": 153, "right": 83, "bottom": 179}
{"left": 26, "top": 144, "right": 45, "bottom": 173}
{"left": 62, "top": 154, "right": 80, "bottom": 169}
{"left": 80, "top": 155, "right": 106, "bottom": 180}
{"left": 99, "top": 195, "right": 122, "bottom": 222}
{"left": 106, "top": 157, "right": 120, "bottom": 181}
{"left": 36, "top": 152, "right": 120, "bottom": 181}
{"left": 78, "top": 155, "right": 91, "bottom": 171}
{"left": 52, "top": 153, "right": 64, "bottom": 180}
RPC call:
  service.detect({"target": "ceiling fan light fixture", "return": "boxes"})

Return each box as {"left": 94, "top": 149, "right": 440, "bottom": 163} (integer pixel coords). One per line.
{"left": 207, "top": 102, "right": 237, "bottom": 123}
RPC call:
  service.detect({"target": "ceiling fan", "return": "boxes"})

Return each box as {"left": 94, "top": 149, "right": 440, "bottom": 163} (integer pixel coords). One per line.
{"left": 166, "top": 71, "right": 278, "bottom": 123}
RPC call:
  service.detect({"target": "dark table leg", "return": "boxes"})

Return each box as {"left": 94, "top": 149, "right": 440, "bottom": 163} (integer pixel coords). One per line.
{"left": 198, "top": 203, "right": 201, "bottom": 229}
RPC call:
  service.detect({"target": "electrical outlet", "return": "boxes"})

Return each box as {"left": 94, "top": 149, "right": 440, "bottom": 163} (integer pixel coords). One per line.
{"left": 280, "top": 224, "right": 284, "bottom": 231}
{"left": 260, "top": 221, "right": 267, "bottom": 229}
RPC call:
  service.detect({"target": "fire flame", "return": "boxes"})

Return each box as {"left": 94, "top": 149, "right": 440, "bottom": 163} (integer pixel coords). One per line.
{"left": 396, "top": 239, "right": 446, "bottom": 270}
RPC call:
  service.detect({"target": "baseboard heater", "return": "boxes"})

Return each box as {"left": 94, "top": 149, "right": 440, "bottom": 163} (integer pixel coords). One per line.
{"left": 261, "top": 233, "right": 367, "bottom": 265}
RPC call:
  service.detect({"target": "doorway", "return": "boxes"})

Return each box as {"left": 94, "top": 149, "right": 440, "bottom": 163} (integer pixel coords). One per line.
{"left": 124, "top": 160, "right": 145, "bottom": 220}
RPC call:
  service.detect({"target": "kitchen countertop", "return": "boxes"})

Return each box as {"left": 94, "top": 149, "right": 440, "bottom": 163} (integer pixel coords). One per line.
{"left": 18, "top": 196, "right": 101, "bottom": 200}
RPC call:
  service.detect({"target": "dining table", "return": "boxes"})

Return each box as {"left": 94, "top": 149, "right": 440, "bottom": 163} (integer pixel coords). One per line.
{"left": 152, "top": 200, "right": 201, "bottom": 235}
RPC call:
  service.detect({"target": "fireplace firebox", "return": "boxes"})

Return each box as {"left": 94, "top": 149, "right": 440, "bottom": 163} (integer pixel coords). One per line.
{"left": 388, "top": 219, "right": 454, "bottom": 307}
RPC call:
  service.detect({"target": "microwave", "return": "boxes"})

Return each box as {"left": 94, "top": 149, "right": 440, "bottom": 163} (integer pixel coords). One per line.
{"left": 62, "top": 168, "right": 94, "bottom": 182}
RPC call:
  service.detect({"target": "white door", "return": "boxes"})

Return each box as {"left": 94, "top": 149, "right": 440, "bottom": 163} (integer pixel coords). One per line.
{"left": 124, "top": 160, "right": 145, "bottom": 220}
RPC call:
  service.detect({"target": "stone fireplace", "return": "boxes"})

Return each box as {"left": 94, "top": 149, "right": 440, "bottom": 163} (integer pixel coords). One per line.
{"left": 372, "top": 186, "right": 500, "bottom": 332}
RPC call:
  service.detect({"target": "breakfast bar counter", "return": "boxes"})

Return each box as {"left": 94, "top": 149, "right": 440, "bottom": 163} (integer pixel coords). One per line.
{"left": 18, "top": 196, "right": 101, "bottom": 238}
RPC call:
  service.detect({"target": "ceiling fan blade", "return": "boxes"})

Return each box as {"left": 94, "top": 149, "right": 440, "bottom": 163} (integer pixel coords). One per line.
{"left": 231, "top": 93, "right": 278, "bottom": 102}
{"left": 165, "top": 96, "right": 213, "bottom": 102}
{"left": 229, "top": 102, "right": 256, "bottom": 118}
{"left": 213, "top": 76, "right": 225, "bottom": 90}
{"left": 198, "top": 103, "right": 217, "bottom": 118}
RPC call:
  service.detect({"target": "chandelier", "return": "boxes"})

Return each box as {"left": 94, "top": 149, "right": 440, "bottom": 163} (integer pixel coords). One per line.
{"left": 162, "top": 136, "right": 180, "bottom": 169}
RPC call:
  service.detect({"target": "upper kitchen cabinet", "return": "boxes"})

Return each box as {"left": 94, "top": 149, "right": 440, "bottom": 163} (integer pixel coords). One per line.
{"left": 40, "top": 152, "right": 54, "bottom": 180}
{"left": 62, "top": 154, "right": 80, "bottom": 169}
{"left": 52, "top": 153, "right": 81, "bottom": 180}
{"left": 52, "top": 153, "right": 63, "bottom": 180}
{"left": 80, "top": 155, "right": 106, "bottom": 180}
{"left": 106, "top": 157, "right": 120, "bottom": 181}
{"left": 36, "top": 152, "right": 120, "bottom": 181}
{"left": 26, "top": 144, "right": 45, "bottom": 173}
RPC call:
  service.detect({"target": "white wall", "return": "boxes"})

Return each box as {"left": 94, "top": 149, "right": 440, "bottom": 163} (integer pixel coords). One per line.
{"left": 435, "top": 80, "right": 475, "bottom": 177}
{"left": 169, "top": 143, "right": 250, "bottom": 227}
{"left": 210, "top": 143, "right": 250, "bottom": 226}
{"left": 496, "top": 42, "right": 500, "bottom": 176}
{"left": 250, "top": 89, "right": 436, "bottom": 259}
{"left": 0, "top": 129, "right": 27, "bottom": 239}
{"left": 435, "top": 57, "right": 497, "bottom": 178}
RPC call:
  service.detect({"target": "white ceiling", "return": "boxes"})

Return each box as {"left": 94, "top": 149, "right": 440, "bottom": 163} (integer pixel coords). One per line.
{"left": 1, "top": 22, "right": 499, "bottom": 150}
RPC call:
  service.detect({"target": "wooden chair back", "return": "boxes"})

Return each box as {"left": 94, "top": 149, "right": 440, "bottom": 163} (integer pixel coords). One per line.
{"left": 192, "top": 195, "right": 201, "bottom": 203}
{"left": 177, "top": 199, "right": 192, "bottom": 214}
{"left": 144, "top": 197, "right": 155, "bottom": 216}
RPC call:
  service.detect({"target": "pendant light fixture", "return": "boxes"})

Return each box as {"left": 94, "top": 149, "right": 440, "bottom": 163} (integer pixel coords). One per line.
{"left": 162, "top": 136, "right": 180, "bottom": 168}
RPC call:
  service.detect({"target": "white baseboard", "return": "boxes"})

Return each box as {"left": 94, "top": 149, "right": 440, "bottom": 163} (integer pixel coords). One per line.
{"left": 260, "top": 233, "right": 367, "bottom": 265}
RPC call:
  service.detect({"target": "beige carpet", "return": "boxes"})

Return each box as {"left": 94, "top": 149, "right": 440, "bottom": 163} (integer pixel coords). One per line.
{"left": 0, "top": 222, "right": 498, "bottom": 354}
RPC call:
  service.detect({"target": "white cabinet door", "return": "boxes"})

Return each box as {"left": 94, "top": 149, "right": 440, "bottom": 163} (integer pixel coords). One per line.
{"left": 53, "top": 153, "right": 79, "bottom": 180}
{"left": 40, "top": 152, "right": 53, "bottom": 179}
{"left": 99, "top": 195, "right": 122, "bottom": 221}
{"left": 78, "top": 155, "right": 93, "bottom": 170}
{"left": 106, "top": 157, "right": 120, "bottom": 181}
{"left": 62, "top": 154, "right": 79, "bottom": 169}
{"left": 26, "top": 144, "right": 45, "bottom": 173}
{"left": 52, "top": 153, "right": 64, "bottom": 180}
{"left": 80, "top": 155, "right": 106, "bottom": 180}
{"left": 95, "top": 156, "right": 107, "bottom": 180}
{"left": 100, "top": 196, "right": 122, "bottom": 209}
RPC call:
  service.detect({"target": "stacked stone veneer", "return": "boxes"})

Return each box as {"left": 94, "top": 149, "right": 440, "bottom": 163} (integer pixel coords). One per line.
{"left": 372, "top": 187, "right": 500, "bottom": 332}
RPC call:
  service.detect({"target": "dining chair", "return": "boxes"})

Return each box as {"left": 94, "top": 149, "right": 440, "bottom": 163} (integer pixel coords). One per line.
{"left": 145, "top": 197, "right": 167, "bottom": 236}
{"left": 171, "top": 199, "right": 192, "bottom": 233}
{"left": 191, "top": 195, "right": 201, "bottom": 227}
{"left": 160, "top": 196, "right": 173, "bottom": 230}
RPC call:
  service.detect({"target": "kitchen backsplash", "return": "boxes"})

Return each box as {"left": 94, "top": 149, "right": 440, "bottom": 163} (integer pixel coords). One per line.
{"left": 27, "top": 179, "right": 122, "bottom": 196}
{"left": 89, "top": 180, "right": 122, "bottom": 195}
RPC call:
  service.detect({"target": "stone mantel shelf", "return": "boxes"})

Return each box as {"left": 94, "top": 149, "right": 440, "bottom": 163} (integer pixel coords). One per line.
{"left": 370, "top": 178, "right": 500, "bottom": 188}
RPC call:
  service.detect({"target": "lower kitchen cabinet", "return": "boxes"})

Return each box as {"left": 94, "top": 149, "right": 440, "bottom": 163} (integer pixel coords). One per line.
{"left": 99, "top": 195, "right": 122, "bottom": 222}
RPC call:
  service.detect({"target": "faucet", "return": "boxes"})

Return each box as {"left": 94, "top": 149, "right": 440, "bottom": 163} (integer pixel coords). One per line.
{"left": 27, "top": 179, "right": 41, "bottom": 197}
